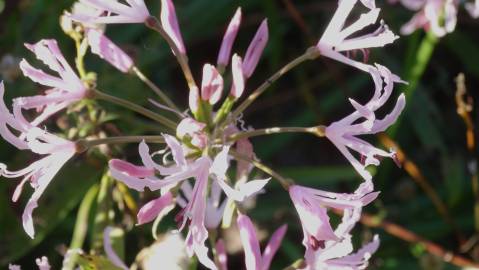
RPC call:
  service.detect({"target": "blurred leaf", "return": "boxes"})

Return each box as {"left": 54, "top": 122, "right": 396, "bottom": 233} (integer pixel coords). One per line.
{"left": 441, "top": 156, "right": 467, "bottom": 208}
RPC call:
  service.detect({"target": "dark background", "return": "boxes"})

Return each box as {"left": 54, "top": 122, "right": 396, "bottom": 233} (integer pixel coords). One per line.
{"left": 0, "top": 0, "right": 478, "bottom": 269}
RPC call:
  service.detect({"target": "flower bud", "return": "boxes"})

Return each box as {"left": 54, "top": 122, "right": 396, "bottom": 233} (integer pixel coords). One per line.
{"left": 201, "top": 64, "right": 223, "bottom": 105}
{"left": 242, "top": 19, "right": 268, "bottom": 78}
{"left": 161, "top": 0, "right": 186, "bottom": 54}
{"left": 230, "top": 54, "right": 245, "bottom": 99}
{"left": 217, "top": 8, "right": 242, "bottom": 67}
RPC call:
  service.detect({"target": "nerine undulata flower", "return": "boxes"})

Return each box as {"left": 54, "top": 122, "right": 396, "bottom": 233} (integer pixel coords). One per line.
{"left": 390, "top": 0, "right": 458, "bottom": 37}
{"left": 289, "top": 182, "right": 380, "bottom": 270}
{"left": 18, "top": 39, "right": 87, "bottom": 126}
{"left": 109, "top": 134, "right": 269, "bottom": 269}
{"left": 0, "top": 82, "right": 76, "bottom": 238}
{"left": 317, "top": 0, "right": 399, "bottom": 72}
{"left": 86, "top": 29, "right": 134, "bottom": 73}
{"left": 217, "top": 8, "right": 242, "bottom": 68}
{"left": 69, "top": 0, "right": 150, "bottom": 24}
{"left": 237, "top": 213, "right": 287, "bottom": 270}
{"left": 325, "top": 65, "right": 405, "bottom": 181}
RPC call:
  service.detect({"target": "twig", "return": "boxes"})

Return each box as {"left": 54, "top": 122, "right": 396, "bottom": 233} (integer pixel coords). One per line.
{"left": 379, "top": 133, "right": 465, "bottom": 244}
{"left": 357, "top": 211, "right": 479, "bottom": 268}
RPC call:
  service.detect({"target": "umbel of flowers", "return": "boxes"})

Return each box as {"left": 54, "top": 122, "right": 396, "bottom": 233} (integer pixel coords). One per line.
{"left": 2, "top": 0, "right": 405, "bottom": 269}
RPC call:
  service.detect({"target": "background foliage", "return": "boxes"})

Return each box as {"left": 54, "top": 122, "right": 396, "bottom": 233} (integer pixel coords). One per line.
{"left": 0, "top": 0, "right": 478, "bottom": 269}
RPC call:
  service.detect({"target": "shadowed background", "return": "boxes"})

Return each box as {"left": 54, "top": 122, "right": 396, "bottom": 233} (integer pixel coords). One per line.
{"left": 0, "top": 0, "right": 478, "bottom": 269}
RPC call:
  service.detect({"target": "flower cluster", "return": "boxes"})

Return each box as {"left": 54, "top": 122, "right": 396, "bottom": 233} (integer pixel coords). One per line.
{"left": 1, "top": 0, "right": 406, "bottom": 269}
{"left": 390, "top": 0, "right": 479, "bottom": 37}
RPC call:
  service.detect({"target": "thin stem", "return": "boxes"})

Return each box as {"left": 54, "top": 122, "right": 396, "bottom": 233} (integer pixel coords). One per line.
{"left": 76, "top": 135, "right": 165, "bottom": 152}
{"left": 225, "top": 126, "right": 326, "bottom": 143}
{"left": 90, "top": 89, "right": 177, "bottom": 130}
{"left": 74, "top": 37, "right": 88, "bottom": 79}
{"left": 228, "top": 47, "right": 319, "bottom": 123}
{"left": 145, "top": 16, "right": 197, "bottom": 90}
{"left": 132, "top": 66, "right": 181, "bottom": 113}
{"left": 229, "top": 149, "right": 293, "bottom": 190}
{"left": 64, "top": 184, "right": 99, "bottom": 270}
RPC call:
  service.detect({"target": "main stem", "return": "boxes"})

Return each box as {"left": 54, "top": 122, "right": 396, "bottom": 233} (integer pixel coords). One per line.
{"left": 90, "top": 89, "right": 177, "bottom": 130}
{"left": 132, "top": 66, "right": 181, "bottom": 113}
{"left": 229, "top": 149, "right": 293, "bottom": 190}
{"left": 228, "top": 47, "right": 319, "bottom": 123}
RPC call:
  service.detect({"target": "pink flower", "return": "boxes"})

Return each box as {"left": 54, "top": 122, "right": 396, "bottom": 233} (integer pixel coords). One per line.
{"left": 1, "top": 83, "right": 76, "bottom": 238}
{"left": 86, "top": 29, "right": 134, "bottom": 73}
{"left": 160, "top": 0, "right": 186, "bottom": 54}
{"left": 325, "top": 65, "right": 405, "bottom": 181}
{"left": 217, "top": 8, "right": 242, "bottom": 67}
{"left": 466, "top": 0, "right": 479, "bottom": 18}
{"left": 109, "top": 135, "right": 268, "bottom": 270}
{"left": 69, "top": 0, "right": 150, "bottom": 24}
{"left": 18, "top": 39, "right": 87, "bottom": 126}
{"left": 394, "top": 0, "right": 458, "bottom": 37}
{"left": 289, "top": 183, "right": 378, "bottom": 249}
{"left": 242, "top": 19, "right": 269, "bottom": 78}
{"left": 289, "top": 183, "right": 380, "bottom": 270}
{"left": 201, "top": 64, "right": 224, "bottom": 105}
{"left": 317, "top": 0, "right": 398, "bottom": 72}
{"left": 237, "top": 213, "right": 287, "bottom": 270}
